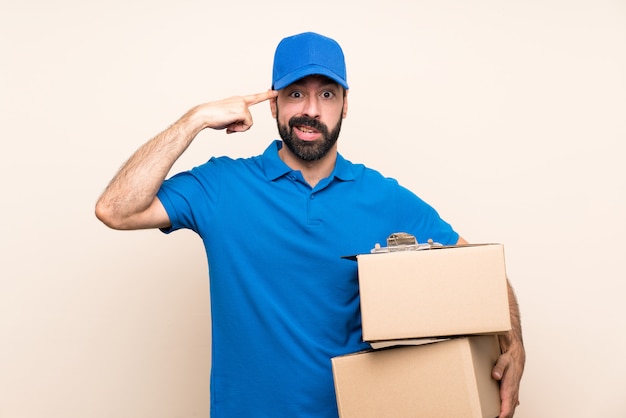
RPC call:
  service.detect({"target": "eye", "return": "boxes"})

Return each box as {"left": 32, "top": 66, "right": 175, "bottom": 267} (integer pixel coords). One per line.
{"left": 321, "top": 90, "right": 335, "bottom": 99}
{"left": 289, "top": 90, "right": 303, "bottom": 99}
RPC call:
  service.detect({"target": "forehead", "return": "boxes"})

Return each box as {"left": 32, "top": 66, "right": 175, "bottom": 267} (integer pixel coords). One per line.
{"left": 286, "top": 74, "right": 341, "bottom": 90}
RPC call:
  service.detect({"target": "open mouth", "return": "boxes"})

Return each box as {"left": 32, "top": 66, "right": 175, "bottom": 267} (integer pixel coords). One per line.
{"left": 297, "top": 126, "right": 319, "bottom": 134}
{"left": 294, "top": 125, "right": 321, "bottom": 141}
{"left": 289, "top": 116, "right": 327, "bottom": 141}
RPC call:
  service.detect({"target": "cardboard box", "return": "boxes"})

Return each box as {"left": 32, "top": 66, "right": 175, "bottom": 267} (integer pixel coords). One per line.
{"left": 369, "top": 337, "right": 449, "bottom": 350}
{"left": 356, "top": 244, "right": 511, "bottom": 342}
{"left": 332, "top": 335, "right": 502, "bottom": 418}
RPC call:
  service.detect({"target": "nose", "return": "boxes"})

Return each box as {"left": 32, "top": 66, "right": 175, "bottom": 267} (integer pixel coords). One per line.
{"left": 301, "top": 95, "right": 320, "bottom": 119}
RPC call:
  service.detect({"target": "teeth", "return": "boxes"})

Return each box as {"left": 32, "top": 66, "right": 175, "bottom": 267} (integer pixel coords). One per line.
{"left": 299, "top": 126, "right": 316, "bottom": 133}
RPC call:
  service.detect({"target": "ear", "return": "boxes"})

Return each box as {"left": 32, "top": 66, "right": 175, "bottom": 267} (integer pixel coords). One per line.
{"left": 270, "top": 95, "right": 278, "bottom": 119}
{"left": 342, "top": 90, "right": 349, "bottom": 118}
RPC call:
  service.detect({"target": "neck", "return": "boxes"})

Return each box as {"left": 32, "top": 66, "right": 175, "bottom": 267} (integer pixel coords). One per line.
{"left": 278, "top": 143, "right": 337, "bottom": 188}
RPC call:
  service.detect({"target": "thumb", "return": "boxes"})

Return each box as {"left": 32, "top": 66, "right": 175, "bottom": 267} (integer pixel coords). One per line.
{"left": 492, "top": 354, "right": 508, "bottom": 380}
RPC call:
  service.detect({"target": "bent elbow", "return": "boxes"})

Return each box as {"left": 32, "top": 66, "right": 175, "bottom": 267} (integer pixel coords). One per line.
{"left": 94, "top": 201, "right": 125, "bottom": 230}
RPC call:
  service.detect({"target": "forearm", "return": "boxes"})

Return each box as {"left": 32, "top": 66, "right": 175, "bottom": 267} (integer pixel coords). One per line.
{"left": 95, "top": 91, "right": 277, "bottom": 230}
{"left": 95, "top": 107, "right": 206, "bottom": 229}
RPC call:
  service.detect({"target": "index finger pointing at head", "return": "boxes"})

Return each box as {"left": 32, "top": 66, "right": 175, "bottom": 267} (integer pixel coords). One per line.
{"left": 244, "top": 90, "right": 278, "bottom": 106}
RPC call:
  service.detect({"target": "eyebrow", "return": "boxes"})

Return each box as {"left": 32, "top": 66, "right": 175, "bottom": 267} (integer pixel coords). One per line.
{"left": 290, "top": 76, "right": 340, "bottom": 89}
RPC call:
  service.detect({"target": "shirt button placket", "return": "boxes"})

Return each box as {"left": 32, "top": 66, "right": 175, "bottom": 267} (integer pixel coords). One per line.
{"left": 307, "top": 192, "right": 320, "bottom": 225}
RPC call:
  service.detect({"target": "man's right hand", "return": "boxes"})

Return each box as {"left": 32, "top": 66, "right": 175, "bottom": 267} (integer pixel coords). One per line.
{"left": 195, "top": 90, "right": 278, "bottom": 134}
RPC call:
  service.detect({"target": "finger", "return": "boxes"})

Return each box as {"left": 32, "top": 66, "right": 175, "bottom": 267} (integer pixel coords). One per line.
{"left": 499, "top": 401, "right": 513, "bottom": 418}
{"left": 225, "top": 120, "right": 252, "bottom": 134}
{"left": 500, "top": 394, "right": 520, "bottom": 418}
{"left": 492, "top": 354, "right": 508, "bottom": 381}
{"left": 498, "top": 386, "right": 514, "bottom": 418}
{"left": 243, "top": 90, "right": 278, "bottom": 106}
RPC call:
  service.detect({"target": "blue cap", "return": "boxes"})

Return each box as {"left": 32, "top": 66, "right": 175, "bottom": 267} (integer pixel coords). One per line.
{"left": 272, "top": 32, "right": 348, "bottom": 90}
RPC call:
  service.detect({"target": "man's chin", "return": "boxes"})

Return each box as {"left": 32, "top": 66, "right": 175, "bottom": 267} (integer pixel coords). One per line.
{"left": 284, "top": 140, "right": 324, "bottom": 161}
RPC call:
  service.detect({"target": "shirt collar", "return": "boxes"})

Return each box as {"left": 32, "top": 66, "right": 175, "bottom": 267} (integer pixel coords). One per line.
{"left": 262, "top": 140, "right": 356, "bottom": 182}
{"left": 262, "top": 140, "right": 292, "bottom": 181}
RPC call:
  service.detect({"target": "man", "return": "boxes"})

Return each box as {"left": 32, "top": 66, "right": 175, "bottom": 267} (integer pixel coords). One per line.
{"left": 96, "top": 32, "right": 524, "bottom": 417}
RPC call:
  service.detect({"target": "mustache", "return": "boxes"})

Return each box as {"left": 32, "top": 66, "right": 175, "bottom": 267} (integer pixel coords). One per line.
{"left": 288, "top": 116, "right": 328, "bottom": 134}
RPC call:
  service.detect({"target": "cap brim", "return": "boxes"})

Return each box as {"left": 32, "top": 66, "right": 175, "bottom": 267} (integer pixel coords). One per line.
{"left": 272, "top": 64, "right": 349, "bottom": 90}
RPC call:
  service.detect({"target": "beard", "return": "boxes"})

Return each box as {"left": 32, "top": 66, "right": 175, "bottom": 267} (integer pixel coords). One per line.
{"left": 276, "top": 111, "right": 342, "bottom": 161}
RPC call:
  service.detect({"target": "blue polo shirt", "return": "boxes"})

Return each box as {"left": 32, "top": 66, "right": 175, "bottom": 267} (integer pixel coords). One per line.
{"left": 157, "top": 140, "right": 458, "bottom": 417}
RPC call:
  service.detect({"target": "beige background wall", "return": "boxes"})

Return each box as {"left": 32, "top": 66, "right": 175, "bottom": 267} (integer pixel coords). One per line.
{"left": 1, "top": 0, "right": 625, "bottom": 417}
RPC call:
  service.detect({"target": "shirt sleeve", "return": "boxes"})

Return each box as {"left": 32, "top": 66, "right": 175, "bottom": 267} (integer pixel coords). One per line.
{"left": 156, "top": 158, "right": 222, "bottom": 234}
{"left": 394, "top": 183, "right": 459, "bottom": 246}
